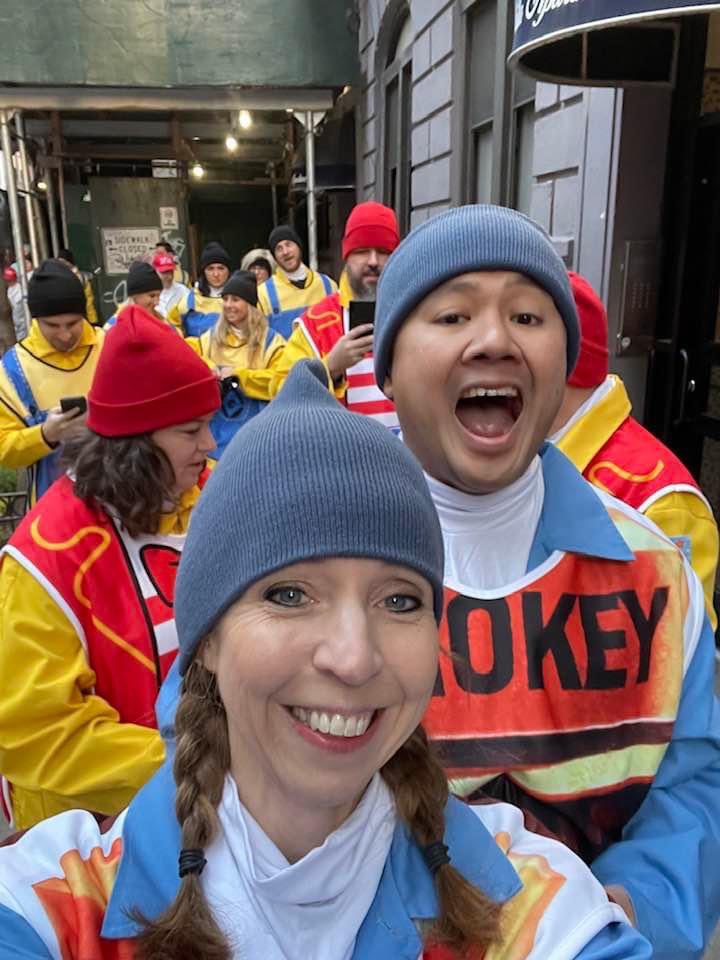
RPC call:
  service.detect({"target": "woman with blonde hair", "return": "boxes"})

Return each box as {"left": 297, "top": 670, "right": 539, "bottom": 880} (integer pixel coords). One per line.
{"left": 187, "top": 269, "right": 285, "bottom": 456}
{"left": 0, "top": 361, "right": 650, "bottom": 960}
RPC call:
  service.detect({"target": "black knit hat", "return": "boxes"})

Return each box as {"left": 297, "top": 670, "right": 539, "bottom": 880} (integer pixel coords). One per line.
{"left": 268, "top": 225, "right": 302, "bottom": 254}
{"left": 27, "top": 260, "right": 86, "bottom": 319}
{"left": 222, "top": 270, "right": 258, "bottom": 307}
{"left": 199, "top": 241, "right": 232, "bottom": 271}
{"left": 127, "top": 261, "right": 163, "bottom": 296}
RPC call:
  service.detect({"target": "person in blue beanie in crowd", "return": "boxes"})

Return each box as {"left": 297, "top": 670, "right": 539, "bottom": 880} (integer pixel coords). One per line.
{"left": 373, "top": 203, "right": 720, "bottom": 960}
{"left": 0, "top": 360, "right": 650, "bottom": 959}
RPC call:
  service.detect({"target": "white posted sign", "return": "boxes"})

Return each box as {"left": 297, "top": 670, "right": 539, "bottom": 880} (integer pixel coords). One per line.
{"left": 101, "top": 227, "right": 161, "bottom": 275}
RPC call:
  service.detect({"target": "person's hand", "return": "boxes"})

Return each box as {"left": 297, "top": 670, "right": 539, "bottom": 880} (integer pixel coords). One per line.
{"left": 326, "top": 324, "right": 374, "bottom": 380}
{"left": 216, "top": 365, "right": 235, "bottom": 380}
{"left": 41, "top": 407, "right": 88, "bottom": 447}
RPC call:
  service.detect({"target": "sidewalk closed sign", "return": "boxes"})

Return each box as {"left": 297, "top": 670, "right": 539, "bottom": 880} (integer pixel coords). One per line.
{"left": 510, "top": 0, "right": 720, "bottom": 85}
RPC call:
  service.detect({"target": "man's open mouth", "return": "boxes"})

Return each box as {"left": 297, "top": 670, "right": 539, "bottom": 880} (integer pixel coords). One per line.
{"left": 455, "top": 385, "right": 523, "bottom": 439}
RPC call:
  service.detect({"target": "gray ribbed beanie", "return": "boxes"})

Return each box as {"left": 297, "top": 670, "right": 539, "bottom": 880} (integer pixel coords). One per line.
{"left": 175, "top": 360, "right": 445, "bottom": 674}
{"left": 374, "top": 204, "right": 579, "bottom": 387}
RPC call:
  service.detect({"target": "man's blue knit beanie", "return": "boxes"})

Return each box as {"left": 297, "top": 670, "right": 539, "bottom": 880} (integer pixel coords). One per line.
{"left": 374, "top": 204, "right": 579, "bottom": 387}
{"left": 175, "top": 360, "right": 445, "bottom": 674}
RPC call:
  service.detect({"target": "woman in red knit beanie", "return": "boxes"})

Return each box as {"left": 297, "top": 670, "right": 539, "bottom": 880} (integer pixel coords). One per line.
{"left": 0, "top": 307, "right": 220, "bottom": 830}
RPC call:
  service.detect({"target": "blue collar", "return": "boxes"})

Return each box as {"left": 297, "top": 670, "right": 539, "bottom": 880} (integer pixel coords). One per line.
{"left": 103, "top": 765, "right": 520, "bottom": 951}
{"left": 529, "top": 444, "right": 634, "bottom": 568}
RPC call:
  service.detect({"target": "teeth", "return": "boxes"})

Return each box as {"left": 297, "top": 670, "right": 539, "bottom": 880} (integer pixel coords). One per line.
{"left": 460, "top": 386, "right": 518, "bottom": 400}
{"left": 291, "top": 707, "right": 374, "bottom": 738}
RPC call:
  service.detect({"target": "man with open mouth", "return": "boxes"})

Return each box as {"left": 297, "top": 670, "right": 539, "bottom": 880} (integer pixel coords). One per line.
{"left": 374, "top": 204, "right": 720, "bottom": 960}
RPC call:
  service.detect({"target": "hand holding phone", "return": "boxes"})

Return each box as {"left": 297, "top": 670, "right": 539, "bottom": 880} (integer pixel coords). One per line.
{"left": 348, "top": 300, "right": 375, "bottom": 330}
{"left": 59, "top": 396, "right": 87, "bottom": 416}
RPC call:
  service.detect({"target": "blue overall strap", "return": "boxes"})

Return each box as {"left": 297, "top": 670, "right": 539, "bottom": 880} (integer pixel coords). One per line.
{"left": 265, "top": 277, "right": 281, "bottom": 315}
{"left": 1, "top": 348, "right": 43, "bottom": 425}
{"left": 320, "top": 273, "right": 333, "bottom": 296}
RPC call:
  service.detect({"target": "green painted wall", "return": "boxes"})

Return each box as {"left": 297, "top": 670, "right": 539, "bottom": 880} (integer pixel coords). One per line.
{"left": 0, "top": 1, "right": 358, "bottom": 87}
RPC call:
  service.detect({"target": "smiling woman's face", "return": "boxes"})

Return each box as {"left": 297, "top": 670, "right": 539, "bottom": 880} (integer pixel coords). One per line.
{"left": 202, "top": 557, "right": 438, "bottom": 826}
{"left": 385, "top": 270, "right": 567, "bottom": 494}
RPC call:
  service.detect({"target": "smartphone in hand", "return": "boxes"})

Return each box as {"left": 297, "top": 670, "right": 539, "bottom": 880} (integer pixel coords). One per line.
{"left": 59, "top": 396, "right": 87, "bottom": 416}
{"left": 348, "top": 301, "right": 376, "bottom": 331}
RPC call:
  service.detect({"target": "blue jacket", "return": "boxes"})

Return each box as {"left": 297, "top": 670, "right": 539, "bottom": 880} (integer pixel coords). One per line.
{"left": 0, "top": 758, "right": 649, "bottom": 958}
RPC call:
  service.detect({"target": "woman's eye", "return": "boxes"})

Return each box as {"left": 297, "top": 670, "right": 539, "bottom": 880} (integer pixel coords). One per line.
{"left": 265, "top": 586, "right": 307, "bottom": 607}
{"left": 383, "top": 594, "right": 421, "bottom": 613}
{"left": 512, "top": 312, "right": 542, "bottom": 326}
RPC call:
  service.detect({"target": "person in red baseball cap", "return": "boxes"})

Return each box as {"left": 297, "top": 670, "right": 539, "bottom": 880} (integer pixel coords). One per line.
{"left": 0, "top": 307, "right": 220, "bottom": 830}
{"left": 153, "top": 249, "right": 190, "bottom": 320}
{"left": 551, "top": 271, "right": 719, "bottom": 629}
{"left": 269, "top": 201, "right": 401, "bottom": 431}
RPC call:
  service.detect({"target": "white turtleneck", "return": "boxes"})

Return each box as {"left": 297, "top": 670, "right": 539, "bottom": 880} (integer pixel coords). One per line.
{"left": 426, "top": 456, "right": 545, "bottom": 591}
{"left": 209, "top": 285, "right": 225, "bottom": 297}
{"left": 202, "top": 773, "right": 396, "bottom": 959}
{"left": 283, "top": 264, "right": 308, "bottom": 284}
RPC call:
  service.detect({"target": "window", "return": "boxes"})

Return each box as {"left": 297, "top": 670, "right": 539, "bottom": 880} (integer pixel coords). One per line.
{"left": 381, "top": 10, "right": 413, "bottom": 232}
{"left": 511, "top": 65, "right": 536, "bottom": 214}
{"left": 466, "top": 0, "right": 497, "bottom": 202}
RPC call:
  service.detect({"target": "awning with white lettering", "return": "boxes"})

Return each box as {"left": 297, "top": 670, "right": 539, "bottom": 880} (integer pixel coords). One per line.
{"left": 509, "top": 1, "right": 720, "bottom": 85}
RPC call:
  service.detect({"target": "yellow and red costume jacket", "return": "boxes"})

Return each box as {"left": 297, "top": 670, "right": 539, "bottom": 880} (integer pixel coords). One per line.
{"left": 554, "top": 375, "right": 718, "bottom": 630}
{"left": 270, "top": 291, "right": 399, "bottom": 431}
{"left": 0, "top": 320, "right": 104, "bottom": 506}
{"left": 0, "top": 470, "right": 207, "bottom": 829}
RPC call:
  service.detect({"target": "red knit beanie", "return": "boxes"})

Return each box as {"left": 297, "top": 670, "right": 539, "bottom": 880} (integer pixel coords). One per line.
{"left": 87, "top": 306, "right": 220, "bottom": 437}
{"left": 567, "top": 272, "right": 609, "bottom": 388}
{"left": 342, "top": 201, "right": 400, "bottom": 259}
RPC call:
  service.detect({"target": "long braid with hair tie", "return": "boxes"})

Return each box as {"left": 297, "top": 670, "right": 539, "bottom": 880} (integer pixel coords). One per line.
{"left": 422, "top": 841, "right": 451, "bottom": 876}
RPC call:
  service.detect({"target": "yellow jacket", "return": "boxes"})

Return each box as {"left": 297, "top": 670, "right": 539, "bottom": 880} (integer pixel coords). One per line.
{"left": 0, "top": 485, "right": 202, "bottom": 829}
{"left": 257, "top": 268, "right": 337, "bottom": 340}
{"left": 0, "top": 321, "right": 104, "bottom": 506}
{"left": 82, "top": 280, "right": 98, "bottom": 326}
{"left": 555, "top": 375, "right": 719, "bottom": 630}
{"left": 187, "top": 325, "right": 286, "bottom": 401}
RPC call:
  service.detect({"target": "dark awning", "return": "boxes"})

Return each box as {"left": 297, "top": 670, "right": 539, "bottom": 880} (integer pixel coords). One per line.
{"left": 509, "top": 1, "right": 720, "bottom": 86}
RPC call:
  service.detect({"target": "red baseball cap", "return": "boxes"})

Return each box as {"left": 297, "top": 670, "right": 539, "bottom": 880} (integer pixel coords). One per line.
{"left": 152, "top": 251, "right": 176, "bottom": 274}
{"left": 3, "top": 266, "right": 17, "bottom": 284}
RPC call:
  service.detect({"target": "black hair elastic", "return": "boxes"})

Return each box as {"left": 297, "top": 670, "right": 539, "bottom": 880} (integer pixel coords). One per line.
{"left": 178, "top": 848, "right": 207, "bottom": 878}
{"left": 423, "top": 841, "right": 451, "bottom": 875}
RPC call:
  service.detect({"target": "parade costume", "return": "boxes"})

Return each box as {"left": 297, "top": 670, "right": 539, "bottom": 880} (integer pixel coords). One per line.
{"left": 0, "top": 310, "right": 220, "bottom": 828}
{"left": 273, "top": 290, "right": 399, "bottom": 430}
{"left": 0, "top": 476, "right": 204, "bottom": 828}
{"left": 0, "top": 268, "right": 103, "bottom": 506}
{"left": 269, "top": 202, "right": 400, "bottom": 430}
{"left": 0, "top": 760, "right": 648, "bottom": 959}
{"left": 553, "top": 274, "right": 718, "bottom": 629}
{"left": 374, "top": 204, "right": 720, "bottom": 960}
{"left": 258, "top": 266, "right": 336, "bottom": 339}
{"left": 167, "top": 241, "right": 233, "bottom": 337}
{"left": 187, "top": 270, "right": 286, "bottom": 457}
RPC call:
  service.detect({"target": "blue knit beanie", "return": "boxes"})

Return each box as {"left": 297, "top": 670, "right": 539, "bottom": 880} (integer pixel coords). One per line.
{"left": 374, "top": 204, "right": 579, "bottom": 387}
{"left": 175, "top": 360, "right": 445, "bottom": 674}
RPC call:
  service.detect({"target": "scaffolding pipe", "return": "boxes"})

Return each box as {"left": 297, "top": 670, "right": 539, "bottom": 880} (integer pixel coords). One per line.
{"left": 0, "top": 110, "right": 30, "bottom": 329}
{"left": 269, "top": 163, "right": 279, "bottom": 227}
{"left": 304, "top": 111, "right": 318, "bottom": 271}
{"left": 27, "top": 151, "right": 48, "bottom": 262}
{"left": 44, "top": 166, "right": 60, "bottom": 256}
{"left": 14, "top": 112, "right": 41, "bottom": 268}
{"left": 57, "top": 160, "right": 69, "bottom": 247}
